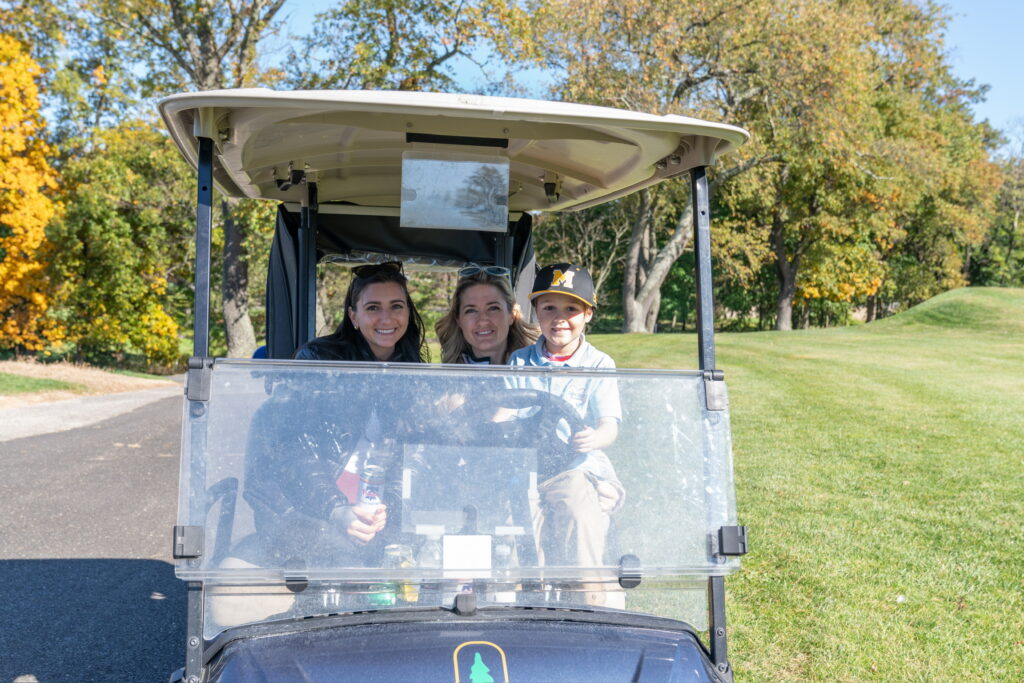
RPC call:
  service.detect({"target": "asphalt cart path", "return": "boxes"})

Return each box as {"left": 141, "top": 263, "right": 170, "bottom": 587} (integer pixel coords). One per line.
{"left": 0, "top": 395, "right": 185, "bottom": 682}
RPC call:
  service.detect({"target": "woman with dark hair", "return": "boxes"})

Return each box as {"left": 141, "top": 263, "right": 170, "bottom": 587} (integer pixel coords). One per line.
{"left": 435, "top": 266, "right": 538, "bottom": 365}
{"left": 245, "top": 263, "right": 429, "bottom": 561}
{"left": 295, "top": 261, "right": 429, "bottom": 362}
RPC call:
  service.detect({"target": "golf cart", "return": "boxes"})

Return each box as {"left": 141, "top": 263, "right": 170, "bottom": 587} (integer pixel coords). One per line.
{"left": 161, "top": 90, "right": 749, "bottom": 682}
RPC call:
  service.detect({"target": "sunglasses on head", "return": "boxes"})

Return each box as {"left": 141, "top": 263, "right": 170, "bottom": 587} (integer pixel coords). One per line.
{"left": 458, "top": 265, "right": 511, "bottom": 279}
{"left": 352, "top": 261, "right": 403, "bottom": 279}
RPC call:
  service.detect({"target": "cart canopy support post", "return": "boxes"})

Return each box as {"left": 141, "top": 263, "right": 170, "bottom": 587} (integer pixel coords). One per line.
{"left": 193, "top": 137, "right": 214, "bottom": 358}
{"left": 298, "top": 181, "right": 318, "bottom": 346}
{"left": 709, "top": 576, "right": 729, "bottom": 676}
{"left": 184, "top": 581, "right": 204, "bottom": 683}
{"left": 692, "top": 164, "right": 732, "bottom": 677}
{"left": 184, "top": 140, "right": 213, "bottom": 682}
{"left": 692, "top": 165, "right": 715, "bottom": 371}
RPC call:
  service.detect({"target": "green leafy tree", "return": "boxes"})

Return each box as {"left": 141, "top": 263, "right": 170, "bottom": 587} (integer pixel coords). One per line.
{"left": 969, "top": 128, "right": 1023, "bottom": 287}
{"left": 287, "top": 0, "right": 537, "bottom": 91}
{"left": 541, "top": 0, "right": 1001, "bottom": 331}
{"left": 46, "top": 122, "right": 194, "bottom": 366}
{"left": 0, "top": 1, "right": 73, "bottom": 65}
{"left": 538, "top": 0, "right": 807, "bottom": 331}
{"left": 79, "top": 0, "right": 289, "bottom": 357}
{"left": 2, "top": 2, "right": 139, "bottom": 153}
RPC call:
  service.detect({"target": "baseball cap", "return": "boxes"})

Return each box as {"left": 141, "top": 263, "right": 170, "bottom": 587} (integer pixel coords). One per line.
{"left": 529, "top": 263, "right": 596, "bottom": 308}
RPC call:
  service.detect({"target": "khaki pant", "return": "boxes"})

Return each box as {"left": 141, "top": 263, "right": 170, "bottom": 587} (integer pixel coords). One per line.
{"left": 532, "top": 469, "right": 623, "bottom": 607}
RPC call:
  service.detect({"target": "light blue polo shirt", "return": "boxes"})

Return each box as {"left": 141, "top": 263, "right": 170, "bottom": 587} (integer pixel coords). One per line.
{"left": 506, "top": 336, "right": 623, "bottom": 487}
{"left": 506, "top": 336, "right": 622, "bottom": 425}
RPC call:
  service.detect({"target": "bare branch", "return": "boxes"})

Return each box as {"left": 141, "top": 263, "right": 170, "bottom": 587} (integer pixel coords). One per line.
{"left": 710, "top": 153, "right": 782, "bottom": 194}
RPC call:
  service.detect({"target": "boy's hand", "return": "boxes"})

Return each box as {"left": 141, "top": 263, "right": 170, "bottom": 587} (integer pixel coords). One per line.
{"left": 571, "top": 426, "right": 600, "bottom": 452}
{"left": 571, "top": 418, "right": 619, "bottom": 452}
{"left": 346, "top": 504, "right": 387, "bottom": 543}
{"left": 595, "top": 480, "right": 621, "bottom": 513}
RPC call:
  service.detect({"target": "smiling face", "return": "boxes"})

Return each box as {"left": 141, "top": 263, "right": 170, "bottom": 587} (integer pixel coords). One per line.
{"left": 533, "top": 292, "right": 593, "bottom": 357}
{"left": 347, "top": 281, "right": 410, "bottom": 360}
{"left": 457, "top": 283, "right": 515, "bottom": 363}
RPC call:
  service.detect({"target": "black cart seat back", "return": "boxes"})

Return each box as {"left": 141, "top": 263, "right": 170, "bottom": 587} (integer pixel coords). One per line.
{"left": 267, "top": 205, "right": 533, "bottom": 359}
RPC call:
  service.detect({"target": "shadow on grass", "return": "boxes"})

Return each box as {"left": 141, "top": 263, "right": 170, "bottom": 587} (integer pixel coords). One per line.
{"left": 0, "top": 559, "right": 185, "bottom": 681}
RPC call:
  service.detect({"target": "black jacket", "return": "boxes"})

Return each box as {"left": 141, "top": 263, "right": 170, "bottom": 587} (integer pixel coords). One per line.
{"left": 293, "top": 331, "right": 421, "bottom": 363}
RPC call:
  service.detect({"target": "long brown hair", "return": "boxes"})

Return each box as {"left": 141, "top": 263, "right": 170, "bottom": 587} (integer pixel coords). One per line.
{"left": 337, "top": 264, "right": 429, "bottom": 362}
{"left": 436, "top": 272, "right": 538, "bottom": 364}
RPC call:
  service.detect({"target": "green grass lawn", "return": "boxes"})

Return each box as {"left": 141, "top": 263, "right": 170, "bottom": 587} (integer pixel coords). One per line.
{"left": 0, "top": 372, "right": 85, "bottom": 395}
{"left": 592, "top": 287, "right": 1024, "bottom": 682}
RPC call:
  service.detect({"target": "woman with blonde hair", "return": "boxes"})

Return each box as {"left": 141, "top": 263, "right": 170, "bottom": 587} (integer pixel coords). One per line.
{"left": 436, "top": 266, "right": 539, "bottom": 364}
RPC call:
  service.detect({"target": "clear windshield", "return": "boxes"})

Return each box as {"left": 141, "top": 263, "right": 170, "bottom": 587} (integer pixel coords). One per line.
{"left": 177, "top": 360, "right": 737, "bottom": 638}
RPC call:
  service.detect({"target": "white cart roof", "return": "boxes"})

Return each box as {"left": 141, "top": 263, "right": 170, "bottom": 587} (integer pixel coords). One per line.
{"left": 159, "top": 89, "right": 748, "bottom": 213}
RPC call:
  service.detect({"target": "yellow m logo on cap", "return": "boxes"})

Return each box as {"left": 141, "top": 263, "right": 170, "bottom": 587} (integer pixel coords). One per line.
{"left": 552, "top": 269, "right": 575, "bottom": 288}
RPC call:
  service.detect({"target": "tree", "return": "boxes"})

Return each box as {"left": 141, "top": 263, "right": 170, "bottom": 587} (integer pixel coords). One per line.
{"left": 541, "top": 0, "right": 1000, "bottom": 331}
{"left": 971, "top": 128, "right": 1023, "bottom": 287}
{"left": 46, "top": 122, "right": 194, "bottom": 366}
{"left": 0, "top": 34, "right": 59, "bottom": 353}
{"left": 286, "top": 0, "right": 536, "bottom": 91}
{"left": 81, "top": 0, "right": 289, "bottom": 357}
{"left": 2, "top": 2, "right": 140, "bottom": 153}
{"left": 538, "top": 0, "right": 788, "bottom": 331}
{"left": 854, "top": 1, "right": 1001, "bottom": 317}
{"left": 0, "top": 1, "right": 73, "bottom": 65}
{"left": 533, "top": 200, "right": 631, "bottom": 306}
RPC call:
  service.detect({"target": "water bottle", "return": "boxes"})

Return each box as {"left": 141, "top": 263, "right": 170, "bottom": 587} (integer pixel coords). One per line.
{"left": 491, "top": 542, "right": 516, "bottom": 603}
{"left": 368, "top": 543, "right": 414, "bottom": 607}
{"left": 416, "top": 533, "right": 443, "bottom": 604}
{"left": 417, "top": 534, "right": 443, "bottom": 568}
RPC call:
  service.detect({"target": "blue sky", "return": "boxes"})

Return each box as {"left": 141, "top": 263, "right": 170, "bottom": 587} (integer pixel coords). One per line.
{"left": 942, "top": 0, "right": 1023, "bottom": 136}
{"left": 275, "top": 1, "right": 1022, "bottom": 137}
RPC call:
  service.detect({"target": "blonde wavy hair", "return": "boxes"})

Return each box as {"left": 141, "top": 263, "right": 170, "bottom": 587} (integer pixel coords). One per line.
{"left": 436, "top": 272, "right": 539, "bottom": 364}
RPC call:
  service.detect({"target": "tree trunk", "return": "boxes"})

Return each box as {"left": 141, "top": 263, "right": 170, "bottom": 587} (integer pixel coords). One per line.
{"left": 622, "top": 190, "right": 694, "bottom": 333}
{"left": 1005, "top": 209, "right": 1018, "bottom": 283}
{"left": 622, "top": 190, "right": 652, "bottom": 332}
{"left": 221, "top": 198, "right": 257, "bottom": 357}
{"left": 772, "top": 207, "right": 798, "bottom": 331}
{"left": 866, "top": 294, "right": 877, "bottom": 322}
{"left": 644, "top": 289, "right": 661, "bottom": 332}
{"left": 769, "top": 166, "right": 813, "bottom": 332}
{"left": 775, "top": 269, "right": 796, "bottom": 330}
{"left": 315, "top": 290, "right": 328, "bottom": 337}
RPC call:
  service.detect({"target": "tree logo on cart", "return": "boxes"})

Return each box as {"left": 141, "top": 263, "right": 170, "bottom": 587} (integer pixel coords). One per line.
{"left": 453, "top": 641, "right": 509, "bottom": 682}
{"left": 470, "top": 652, "right": 494, "bottom": 682}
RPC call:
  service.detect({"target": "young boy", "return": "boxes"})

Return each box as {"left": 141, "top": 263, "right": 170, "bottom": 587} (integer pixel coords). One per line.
{"left": 507, "top": 263, "right": 624, "bottom": 604}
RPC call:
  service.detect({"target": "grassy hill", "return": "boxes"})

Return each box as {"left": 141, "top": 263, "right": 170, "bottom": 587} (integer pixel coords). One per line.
{"left": 593, "top": 287, "right": 1024, "bottom": 681}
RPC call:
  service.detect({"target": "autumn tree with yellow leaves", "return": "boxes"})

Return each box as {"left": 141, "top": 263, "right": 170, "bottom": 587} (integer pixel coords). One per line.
{"left": 0, "top": 33, "right": 59, "bottom": 353}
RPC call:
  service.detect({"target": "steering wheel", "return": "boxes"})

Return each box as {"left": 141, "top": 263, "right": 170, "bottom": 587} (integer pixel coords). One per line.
{"left": 446, "top": 387, "right": 587, "bottom": 479}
